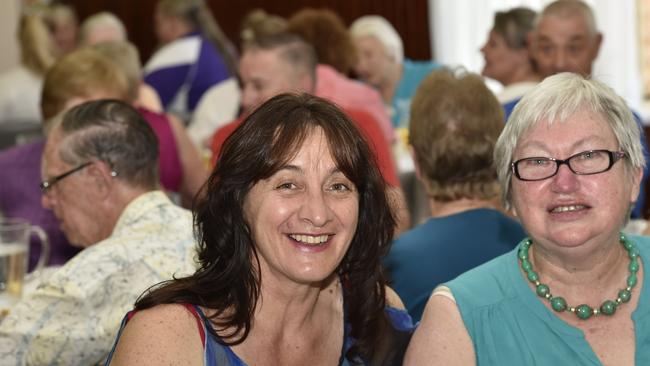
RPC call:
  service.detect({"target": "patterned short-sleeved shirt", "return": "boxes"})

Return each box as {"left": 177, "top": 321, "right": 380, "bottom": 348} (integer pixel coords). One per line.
{"left": 0, "top": 191, "right": 198, "bottom": 365}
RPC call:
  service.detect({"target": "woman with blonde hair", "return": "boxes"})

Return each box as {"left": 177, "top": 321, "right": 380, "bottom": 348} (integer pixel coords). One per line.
{"left": 0, "top": 8, "right": 57, "bottom": 123}
{"left": 93, "top": 41, "right": 208, "bottom": 206}
{"left": 43, "top": 2, "right": 78, "bottom": 55}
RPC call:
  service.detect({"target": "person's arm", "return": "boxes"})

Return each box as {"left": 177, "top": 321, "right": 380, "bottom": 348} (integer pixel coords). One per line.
{"left": 403, "top": 293, "right": 476, "bottom": 366}
{"left": 108, "top": 304, "right": 204, "bottom": 366}
{"left": 187, "top": 78, "right": 241, "bottom": 149}
{"left": 135, "top": 83, "right": 164, "bottom": 114}
{"left": 167, "top": 114, "right": 209, "bottom": 207}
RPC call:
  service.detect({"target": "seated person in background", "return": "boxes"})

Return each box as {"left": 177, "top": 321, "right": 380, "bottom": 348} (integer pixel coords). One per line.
{"left": 350, "top": 15, "right": 440, "bottom": 129}
{"left": 521, "top": 0, "right": 648, "bottom": 218}
{"left": 187, "top": 9, "right": 284, "bottom": 149}
{"left": 79, "top": 11, "right": 127, "bottom": 45}
{"left": 43, "top": 1, "right": 78, "bottom": 56}
{"left": 91, "top": 41, "right": 208, "bottom": 206}
{"left": 186, "top": 78, "right": 240, "bottom": 149}
{"left": 287, "top": 8, "right": 394, "bottom": 143}
{"left": 106, "top": 93, "right": 414, "bottom": 365}
{"left": 210, "top": 32, "right": 410, "bottom": 232}
{"left": 480, "top": 7, "right": 540, "bottom": 105}
{"left": 79, "top": 11, "right": 163, "bottom": 113}
{"left": 144, "top": 0, "right": 238, "bottom": 123}
{"left": 384, "top": 69, "right": 526, "bottom": 322}
{"left": 239, "top": 8, "right": 288, "bottom": 48}
{"left": 0, "top": 48, "right": 131, "bottom": 270}
{"left": 0, "top": 7, "right": 56, "bottom": 124}
{"left": 406, "top": 73, "right": 650, "bottom": 365}
{"left": 0, "top": 100, "right": 197, "bottom": 365}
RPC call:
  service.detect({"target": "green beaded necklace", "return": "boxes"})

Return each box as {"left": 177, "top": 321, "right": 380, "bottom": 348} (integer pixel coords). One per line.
{"left": 518, "top": 233, "right": 640, "bottom": 320}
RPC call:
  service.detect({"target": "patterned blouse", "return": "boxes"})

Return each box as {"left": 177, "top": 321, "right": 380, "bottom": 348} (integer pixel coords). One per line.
{"left": 0, "top": 191, "right": 198, "bottom": 365}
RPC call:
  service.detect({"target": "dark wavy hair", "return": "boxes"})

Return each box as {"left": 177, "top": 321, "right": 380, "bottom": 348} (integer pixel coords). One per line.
{"left": 134, "top": 93, "right": 399, "bottom": 363}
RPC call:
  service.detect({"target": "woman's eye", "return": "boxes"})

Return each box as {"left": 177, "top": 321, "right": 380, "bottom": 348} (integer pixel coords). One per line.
{"left": 524, "top": 158, "right": 550, "bottom": 166}
{"left": 329, "top": 182, "right": 355, "bottom": 192}
{"left": 578, "top": 151, "right": 597, "bottom": 159}
{"left": 331, "top": 183, "right": 349, "bottom": 191}
{"left": 276, "top": 182, "right": 296, "bottom": 190}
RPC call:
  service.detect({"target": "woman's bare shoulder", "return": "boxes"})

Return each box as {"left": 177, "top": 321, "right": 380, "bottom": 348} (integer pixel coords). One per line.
{"left": 403, "top": 293, "right": 476, "bottom": 366}
{"left": 108, "top": 304, "right": 204, "bottom": 366}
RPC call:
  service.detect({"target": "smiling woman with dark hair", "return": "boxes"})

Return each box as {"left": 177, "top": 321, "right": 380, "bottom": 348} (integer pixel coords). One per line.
{"left": 107, "top": 93, "right": 414, "bottom": 365}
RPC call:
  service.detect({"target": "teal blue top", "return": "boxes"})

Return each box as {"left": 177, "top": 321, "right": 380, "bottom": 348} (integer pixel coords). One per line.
{"left": 384, "top": 208, "right": 525, "bottom": 322}
{"left": 447, "top": 234, "right": 650, "bottom": 365}
{"left": 391, "top": 59, "right": 440, "bottom": 128}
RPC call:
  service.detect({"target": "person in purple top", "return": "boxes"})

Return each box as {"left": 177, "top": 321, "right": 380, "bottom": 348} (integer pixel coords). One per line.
{"left": 0, "top": 51, "right": 129, "bottom": 270}
{"left": 0, "top": 142, "right": 79, "bottom": 270}
{"left": 144, "top": 0, "right": 238, "bottom": 123}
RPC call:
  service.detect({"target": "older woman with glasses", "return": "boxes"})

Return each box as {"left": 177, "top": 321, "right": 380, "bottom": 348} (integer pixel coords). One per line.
{"left": 405, "top": 72, "right": 650, "bottom": 365}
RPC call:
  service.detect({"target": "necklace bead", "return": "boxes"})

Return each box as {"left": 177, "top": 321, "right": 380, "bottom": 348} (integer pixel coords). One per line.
{"left": 600, "top": 300, "right": 617, "bottom": 315}
{"left": 536, "top": 284, "right": 550, "bottom": 297}
{"left": 519, "top": 233, "right": 639, "bottom": 320}
{"left": 619, "top": 289, "right": 632, "bottom": 303}
{"left": 550, "top": 296, "right": 567, "bottom": 311}
{"left": 575, "top": 304, "right": 593, "bottom": 320}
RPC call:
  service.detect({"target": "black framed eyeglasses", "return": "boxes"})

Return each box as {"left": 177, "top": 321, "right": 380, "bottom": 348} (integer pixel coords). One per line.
{"left": 512, "top": 150, "right": 626, "bottom": 181}
{"left": 40, "top": 162, "right": 92, "bottom": 193}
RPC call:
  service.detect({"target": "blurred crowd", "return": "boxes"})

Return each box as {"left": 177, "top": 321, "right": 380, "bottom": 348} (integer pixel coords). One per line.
{"left": 0, "top": 1, "right": 649, "bottom": 365}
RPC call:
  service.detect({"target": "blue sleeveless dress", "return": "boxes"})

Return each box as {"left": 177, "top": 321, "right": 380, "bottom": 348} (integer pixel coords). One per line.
{"left": 106, "top": 303, "right": 414, "bottom": 365}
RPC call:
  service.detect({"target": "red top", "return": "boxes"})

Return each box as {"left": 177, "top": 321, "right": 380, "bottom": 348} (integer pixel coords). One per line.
{"left": 137, "top": 107, "right": 183, "bottom": 192}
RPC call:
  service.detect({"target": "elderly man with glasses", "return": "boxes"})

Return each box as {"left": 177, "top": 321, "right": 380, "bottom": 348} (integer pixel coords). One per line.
{"left": 0, "top": 100, "right": 197, "bottom": 365}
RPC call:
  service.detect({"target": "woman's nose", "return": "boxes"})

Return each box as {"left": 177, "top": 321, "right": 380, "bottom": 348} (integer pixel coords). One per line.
{"left": 298, "top": 190, "right": 333, "bottom": 227}
{"left": 550, "top": 163, "right": 579, "bottom": 193}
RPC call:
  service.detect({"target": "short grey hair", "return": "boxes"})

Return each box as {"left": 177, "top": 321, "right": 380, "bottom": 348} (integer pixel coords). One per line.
{"left": 494, "top": 72, "right": 646, "bottom": 209}
{"left": 350, "top": 15, "right": 403, "bottom": 64}
{"left": 79, "top": 11, "right": 127, "bottom": 45}
{"left": 58, "top": 100, "right": 159, "bottom": 189}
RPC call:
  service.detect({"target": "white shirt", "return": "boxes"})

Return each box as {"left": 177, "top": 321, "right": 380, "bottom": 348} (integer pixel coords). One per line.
{"left": 497, "top": 81, "right": 539, "bottom": 104}
{"left": 0, "top": 65, "right": 43, "bottom": 123}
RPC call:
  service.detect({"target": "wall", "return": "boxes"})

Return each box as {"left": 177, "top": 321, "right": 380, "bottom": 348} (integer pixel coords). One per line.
{"left": 67, "top": 0, "right": 432, "bottom": 64}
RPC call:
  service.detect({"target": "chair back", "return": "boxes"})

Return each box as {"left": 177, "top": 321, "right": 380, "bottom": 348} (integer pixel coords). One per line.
{"left": 0, "top": 121, "right": 43, "bottom": 151}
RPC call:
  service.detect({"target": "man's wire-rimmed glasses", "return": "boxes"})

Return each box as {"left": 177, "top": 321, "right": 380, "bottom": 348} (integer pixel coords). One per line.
{"left": 40, "top": 162, "right": 93, "bottom": 193}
